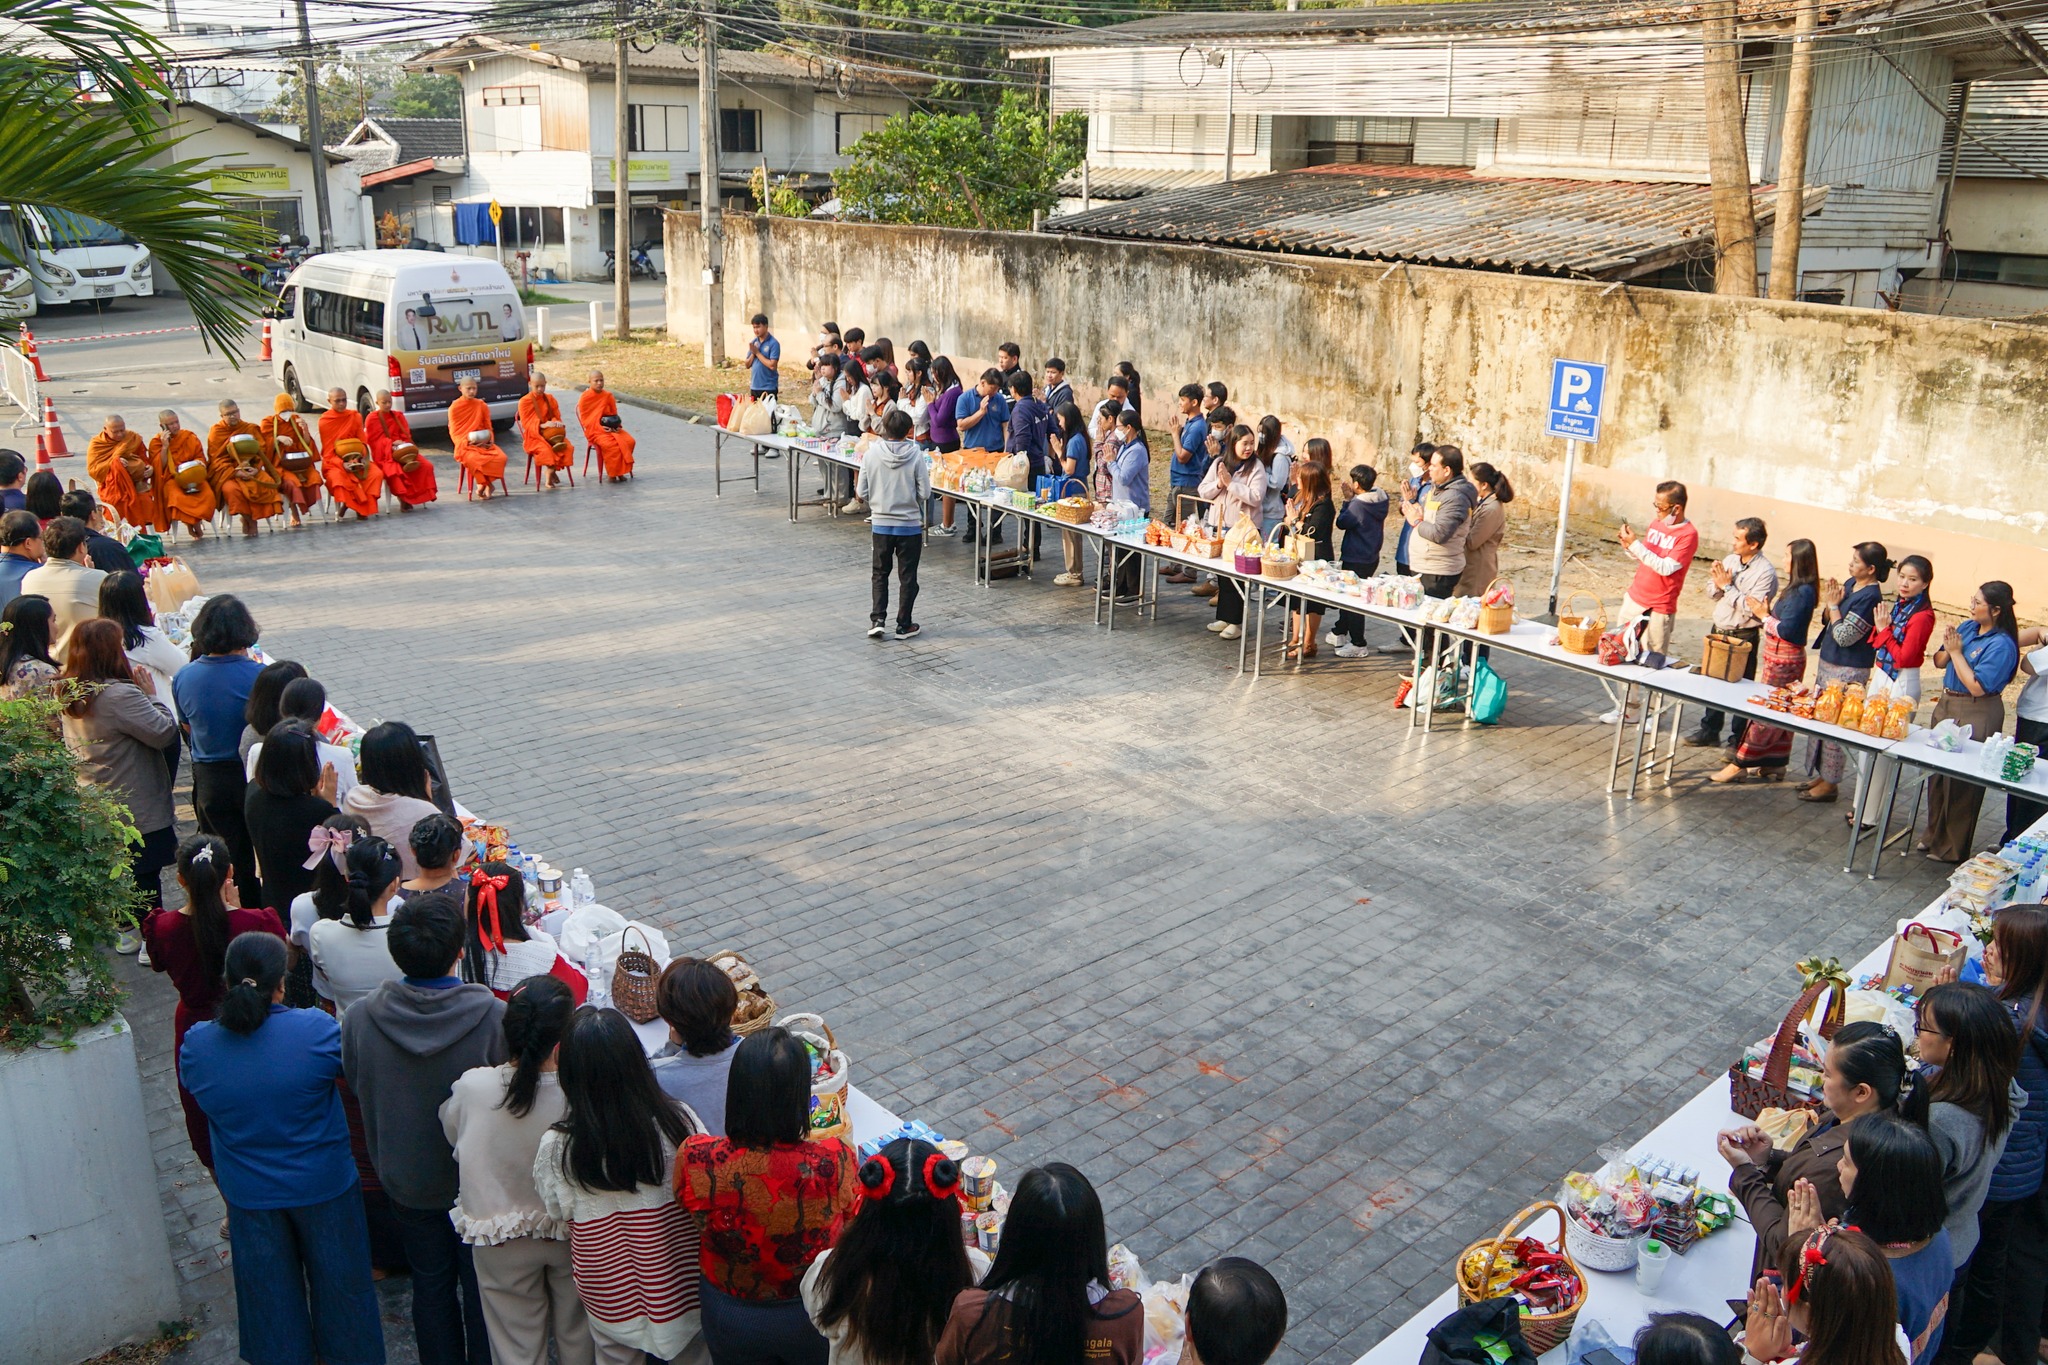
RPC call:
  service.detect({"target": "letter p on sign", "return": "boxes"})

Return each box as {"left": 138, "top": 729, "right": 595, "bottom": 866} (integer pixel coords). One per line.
{"left": 1545, "top": 358, "right": 1607, "bottom": 442}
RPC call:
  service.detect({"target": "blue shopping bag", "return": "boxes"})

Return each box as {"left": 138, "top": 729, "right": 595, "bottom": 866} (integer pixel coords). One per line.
{"left": 1469, "top": 657, "right": 1507, "bottom": 725}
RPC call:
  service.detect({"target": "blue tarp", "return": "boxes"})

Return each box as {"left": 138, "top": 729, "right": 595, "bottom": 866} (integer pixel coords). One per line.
{"left": 454, "top": 202, "right": 496, "bottom": 245}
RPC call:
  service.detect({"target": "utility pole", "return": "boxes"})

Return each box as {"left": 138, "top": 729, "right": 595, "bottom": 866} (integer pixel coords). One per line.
{"left": 1765, "top": 0, "right": 1817, "bottom": 300}
{"left": 1702, "top": 0, "right": 1757, "bottom": 295}
{"left": 295, "top": 0, "right": 333, "bottom": 250}
{"left": 1222, "top": 50, "right": 1236, "bottom": 184}
{"left": 614, "top": 0, "right": 631, "bottom": 341}
{"left": 698, "top": 0, "right": 725, "bottom": 367}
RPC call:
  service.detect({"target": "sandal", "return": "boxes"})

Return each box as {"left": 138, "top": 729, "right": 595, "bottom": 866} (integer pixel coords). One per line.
{"left": 1709, "top": 764, "right": 1754, "bottom": 784}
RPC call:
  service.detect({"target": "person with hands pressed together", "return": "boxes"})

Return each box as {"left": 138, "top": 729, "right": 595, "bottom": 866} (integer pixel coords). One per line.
{"left": 1689, "top": 517, "right": 1778, "bottom": 751}
{"left": 1200, "top": 425, "right": 1266, "bottom": 642}
{"left": 1903, "top": 982, "right": 2022, "bottom": 1271}
{"left": 242, "top": 719, "right": 340, "bottom": 920}
{"left": 1922, "top": 582, "right": 2022, "bottom": 861}
{"left": 748, "top": 314, "right": 781, "bottom": 401}
{"left": 1800, "top": 542, "right": 1893, "bottom": 805}
{"left": 2003, "top": 622, "right": 2048, "bottom": 842}
{"left": 1052, "top": 402, "right": 1092, "bottom": 588}
{"left": 1331, "top": 463, "right": 1388, "bottom": 658}
{"left": 1721, "top": 1020, "right": 1906, "bottom": 1280}
{"left": 1743, "top": 1226, "right": 1913, "bottom": 1365}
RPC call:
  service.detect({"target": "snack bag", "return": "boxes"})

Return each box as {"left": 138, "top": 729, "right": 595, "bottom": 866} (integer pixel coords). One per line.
{"left": 1838, "top": 683, "right": 1866, "bottom": 732}
{"left": 1815, "top": 680, "right": 1845, "bottom": 724}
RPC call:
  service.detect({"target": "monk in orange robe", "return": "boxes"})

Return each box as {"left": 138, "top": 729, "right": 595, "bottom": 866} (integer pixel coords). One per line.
{"left": 577, "top": 370, "right": 636, "bottom": 482}
{"left": 86, "top": 414, "right": 169, "bottom": 533}
{"left": 365, "top": 390, "right": 437, "bottom": 511}
{"left": 519, "top": 372, "right": 572, "bottom": 488}
{"left": 207, "top": 398, "right": 283, "bottom": 536}
{"left": 261, "top": 393, "right": 322, "bottom": 526}
{"left": 447, "top": 377, "right": 506, "bottom": 498}
{"left": 151, "top": 410, "right": 217, "bottom": 536}
{"left": 317, "top": 388, "right": 383, "bottom": 520}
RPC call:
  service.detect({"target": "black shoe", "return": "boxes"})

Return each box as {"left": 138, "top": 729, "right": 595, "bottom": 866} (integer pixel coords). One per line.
{"left": 1682, "top": 730, "right": 1720, "bottom": 748}
{"left": 1115, "top": 594, "right": 1142, "bottom": 606}
{"left": 893, "top": 623, "right": 921, "bottom": 641}
{"left": 867, "top": 622, "right": 886, "bottom": 639}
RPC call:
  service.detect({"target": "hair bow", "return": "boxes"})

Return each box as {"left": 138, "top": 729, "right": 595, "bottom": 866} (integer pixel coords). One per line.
{"left": 471, "top": 871, "right": 510, "bottom": 953}
{"left": 191, "top": 844, "right": 214, "bottom": 866}
{"left": 302, "top": 824, "right": 354, "bottom": 872}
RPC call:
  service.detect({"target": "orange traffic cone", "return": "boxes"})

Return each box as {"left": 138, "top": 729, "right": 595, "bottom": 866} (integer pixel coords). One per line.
{"left": 19, "top": 323, "right": 47, "bottom": 382}
{"left": 42, "top": 395, "right": 70, "bottom": 458}
{"left": 35, "top": 433, "right": 53, "bottom": 472}
{"left": 259, "top": 319, "right": 272, "bottom": 362}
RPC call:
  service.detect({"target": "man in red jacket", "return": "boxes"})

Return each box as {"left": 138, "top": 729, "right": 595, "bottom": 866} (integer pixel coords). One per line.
{"left": 1596, "top": 480, "right": 1699, "bottom": 725}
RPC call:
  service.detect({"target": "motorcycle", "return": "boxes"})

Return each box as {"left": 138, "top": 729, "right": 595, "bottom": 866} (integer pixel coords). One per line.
{"left": 604, "top": 241, "right": 661, "bottom": 281}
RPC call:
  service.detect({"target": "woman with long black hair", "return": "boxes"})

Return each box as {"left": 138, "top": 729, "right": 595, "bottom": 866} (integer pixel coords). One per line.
{"left": 935, "top": 1163, "right": 1142, "bottom": 1365}
{"left": 304, "top": 833, "right": 404, "bottom": 1014}
{"left": 535, "top": 1006, "right": 704, "bottom": 1364}
{"left": 181, "top": 931, "right": 384, "bottom": 1364}
{"left": 459, "top": 862, "right": 585, "bottom": 1001}
{"left": 144, "top": 834, "right": 286, "bottom": 1169}
{"left": 243, "top": 719, "right": 338, "bottom": 919}
{"left": 342, "top": 719, "right": 446, "bottom": 878}
{"left": 804, "top": 1136, "right": 986, "bottom": 1365}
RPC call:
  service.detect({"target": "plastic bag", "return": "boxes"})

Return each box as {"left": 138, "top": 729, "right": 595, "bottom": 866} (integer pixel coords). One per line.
{"left": 1140, "top": 1275, "right": 1193, "bottom": 1365}
{"left": 1561, "top": 1145, "right": 1655, "bottom": 1237}
{"left": 1567, "top": 1317, "right": 1634, "bottom": 1365}
{"left": 1470, "top": 658, "right": 1507, "bottom": 725}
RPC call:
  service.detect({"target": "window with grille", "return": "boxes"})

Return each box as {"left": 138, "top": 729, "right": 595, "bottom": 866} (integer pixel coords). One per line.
{"left": 721, "top": 108, "right": 762, "bottom": 153}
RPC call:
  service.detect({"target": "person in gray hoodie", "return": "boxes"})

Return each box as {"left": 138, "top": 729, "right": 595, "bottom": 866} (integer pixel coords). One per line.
{"left": 1400, "top": 444, "right": 1477, "bottom": 671}
{"left": 857, "top": 407, "right": 933, "bottom": 641}
{"left": 342, "top": 888, "right": 506, "bottom": 1365}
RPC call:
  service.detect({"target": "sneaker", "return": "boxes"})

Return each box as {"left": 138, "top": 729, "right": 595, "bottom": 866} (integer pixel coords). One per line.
{"left": 1115, "top": 594, "right": 1142, "bottom": 606}
{"left": 893, "top": 623, "right": 922, "bottom": 641}
{"left": 137, "top": 943, "right": 151, "bottom": 968}
{"left": 1595, "top": 708, "right": 1625, "bottom": 726}
{"left": 867, "top": 623, "right": 886, "bottom": 639}
{"left": 1220, "top": 624, "right": 1242, "bottom": 641}
{"left": 932, "top": 524, "right": 957, "bottom": 537}
{"left": 1207, "top": 620, "right": 1229, "bottom": 633}
{"left": 1053, "top": 573, "right": 1081, "bottom": 586}
{"left": 840, "top": 499, "right": 866, "bottom": 515}
{"left": 1334, "top": 643, "right": 1367, "bottom": 659}
{"left": 1681, "top": 730, "right": 1720, "bottom": 748}
{"left": 1325, "top": 630, "right": 1345, "bottom": 646}
{"left": 114, "top": 930, "right": 140, "bottom": 955}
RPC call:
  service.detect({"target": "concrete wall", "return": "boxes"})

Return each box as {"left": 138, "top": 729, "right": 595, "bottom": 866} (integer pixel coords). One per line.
{"left": 1950, "top": 178, "right": 2048, "bottom": 256}
{"left": 666, "top": 214, "right": 2048, "bottom": 605}
{"left": 0, "top": 1017, "right": 179, "bottom": 1365}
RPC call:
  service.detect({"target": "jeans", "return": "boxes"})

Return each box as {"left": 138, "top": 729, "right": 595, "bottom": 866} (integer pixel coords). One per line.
{"left": 698, "top": 1282, "right": 827, "bottom": 1365}
{"left": 1333, "top": 558, "right": 1380, "bottom": 645}
{"left": 391, "top": 1199, "right": 492, "bottom": 1365}
{"left": 870, "top": 533, "right": 921, "bottom": 628}
{"left": 1939, "top": 1188, "right": 2048, "bottom": 1365}
{"left": 191, "top": 757, "right": 261, "bottom": 906}
{"left": 128, "top": 823, "right": 179, "bottom": 926}
{"left": 1697, "top": 625, "right": 1761, "bottom": 743}
{"left": 228, "top": 1188, "right": 385, "bottom": 1365}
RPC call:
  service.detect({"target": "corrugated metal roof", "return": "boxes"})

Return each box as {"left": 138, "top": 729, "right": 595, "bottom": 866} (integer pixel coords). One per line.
{"left": 1052, "top": 168, "right": 1227, "bottom": 201}
{"left": 409, "top": 35, "right": 931, "bottom": 89}
{"left": 1045, "top": 163, "right": 1813, "bottom": 278}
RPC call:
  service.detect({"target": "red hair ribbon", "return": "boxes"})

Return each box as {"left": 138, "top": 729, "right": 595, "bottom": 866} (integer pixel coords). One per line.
{"left": 923, "top": 1152, "right": 961, "bottom": 1204}
{"left": 1787, "top": 1225, "right": 1839, "bottom": 1305}
{"left": 471, "top": 871, "right": 510, "bottom": 952}
{"left": 858, "top": 1154, "right": 896, "bottom": 1203}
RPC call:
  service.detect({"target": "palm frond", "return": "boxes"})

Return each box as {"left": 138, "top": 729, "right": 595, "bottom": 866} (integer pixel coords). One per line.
{"left": 0, "top": 0, "right": 174, "bottom": 133}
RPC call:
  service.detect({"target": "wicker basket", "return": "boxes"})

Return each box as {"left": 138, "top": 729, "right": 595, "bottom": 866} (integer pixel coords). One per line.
{"left": 1727, "top": 980, "right": 1834, "bottom": 1120}
{"left": 1558, "top": 592, "right": 1605, "bottom": 656}
{"left": 1563, "top": 1208, "right": 1645, "bottom": 1271}
{"left": 709, "top": 949, "right": 779, "bottom": 1036}
{"left": 1456, "top": 1202, "right": 1586, "bottom": 1356}
{"left": 1262, "top": 554, "right": 1299, "bottom": 581}
{"left": 1477, "top": 579, "right": 1515, "bottom": 635}
{"left": 776, "top": 1012, "right": 852, "bottom": 1141}
{"left": 611, "top": 927, "right": 662, "bottom": 1024}
{"left": 1051, "top": 497, "right": 1095, "bottom": 524}
{"left": 1191, "top": 535, "right": 1224, "bottom": 559}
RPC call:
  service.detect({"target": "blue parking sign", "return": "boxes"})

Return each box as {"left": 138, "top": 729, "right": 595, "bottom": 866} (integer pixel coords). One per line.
{"left": 1546, "top": 359, "right": 1606, "bottom": 441}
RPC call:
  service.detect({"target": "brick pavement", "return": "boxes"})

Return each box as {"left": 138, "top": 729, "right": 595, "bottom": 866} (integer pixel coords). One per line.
{"left": 118, "top": 408, "right": 1969, "bottom": 1365}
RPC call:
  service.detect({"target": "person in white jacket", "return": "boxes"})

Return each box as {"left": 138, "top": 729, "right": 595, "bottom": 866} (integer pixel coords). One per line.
{"left": 857, "top": 410, "right": 932, "bottom": 642}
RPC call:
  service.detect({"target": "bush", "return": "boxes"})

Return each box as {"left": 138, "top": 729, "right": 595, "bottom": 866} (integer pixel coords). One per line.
{"left": 0, "top": 691, "right": 141, "bottom": 1048}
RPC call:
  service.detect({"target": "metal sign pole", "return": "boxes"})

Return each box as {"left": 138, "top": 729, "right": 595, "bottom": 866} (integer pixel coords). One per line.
{"left": 1546, "top": 437, "right": 1579, "bottom": 620}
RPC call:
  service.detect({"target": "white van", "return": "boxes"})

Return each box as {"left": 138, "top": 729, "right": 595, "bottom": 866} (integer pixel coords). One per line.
{"left": 269, "top": 250, "right": 528, "bottom": 428}
{"left": 0, "top": 205, "right": 148, "bottom": 310}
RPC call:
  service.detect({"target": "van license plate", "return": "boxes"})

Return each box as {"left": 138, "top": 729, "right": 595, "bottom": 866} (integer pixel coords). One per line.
{"left": 453, "top": 368, "right": 480, "bottom": 383}
{"left": 92, "top": 285, "right": 115, "bottom": 297}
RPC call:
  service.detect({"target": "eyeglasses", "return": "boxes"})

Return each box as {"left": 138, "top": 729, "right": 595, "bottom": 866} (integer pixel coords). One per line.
{"left": 1915, "top": 1023, "right": 1946, "bottom": 1038}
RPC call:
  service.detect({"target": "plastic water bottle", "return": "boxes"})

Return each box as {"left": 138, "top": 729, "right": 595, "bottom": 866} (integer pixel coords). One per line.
{"left": 571, "top": 868, "right": 595, "bottom": 909}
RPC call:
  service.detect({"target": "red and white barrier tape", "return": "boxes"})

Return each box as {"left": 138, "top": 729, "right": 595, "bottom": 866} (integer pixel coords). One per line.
{"left": 38, "top": 325, "right": 200, "bottom": 345}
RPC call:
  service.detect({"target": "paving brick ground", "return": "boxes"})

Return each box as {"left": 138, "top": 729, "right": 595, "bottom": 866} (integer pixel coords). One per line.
{"left": 116, "top": 406, "right": 1972, "bottom": 1365}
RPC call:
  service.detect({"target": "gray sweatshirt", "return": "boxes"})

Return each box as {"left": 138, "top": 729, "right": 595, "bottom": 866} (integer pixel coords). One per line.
{"left": 1929, "top": 1082, "right": 2025, "bottom": 1267}
{"left": 342, "top": 978, "right": 507, "bottom": 1210}
{"left": 856, "top": 438, "right": 932, "bottom": 532}
{"left": 1408, "top": 475, "right": 1476, "bottom": 578}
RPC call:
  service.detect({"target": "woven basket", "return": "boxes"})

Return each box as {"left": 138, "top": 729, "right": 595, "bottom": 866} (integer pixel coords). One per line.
{"left": 1052, "top": 498, "right": 1095, "bottom": 524}
{"left": 1558, "top": 592, "right": 1605, "bottom": 656}
{"left": 1455, "top": 1202, "right": 1586, "bottom": 1356}
{"left": 1727, "top": 981, "right": 1834, "bottom": 1120}
{"left": 710, "top": 949, "right": 779, "bottom": 1035}
{"left": 1477, "top": 579, "right": 1515, "bottom": 635}
{"left": 777, "top": 1012, "right": 852, "bottom": 1141}
{"left": 1234, "top": 552, "right": 1263, "bottom": 575}
{"left": 1191, "top": 535, "right": 1223, "bottom": 559}
{"left": 611, "top": 926, "right": 661, "bottom": 1024}
{"left": 1262, "top": 554, "right": 1299, "bottom": 581}
{"left": 1563, "top": 1209, "right": 1645, "bottom": 1272}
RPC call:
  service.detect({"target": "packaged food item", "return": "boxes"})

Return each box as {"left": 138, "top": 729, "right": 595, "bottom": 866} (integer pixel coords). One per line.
{"left": 1837, "top": 683, "right": 1866, "bottom": 731}
{"left": 1814, "top": 680, "right": 1845, "bottom": 724}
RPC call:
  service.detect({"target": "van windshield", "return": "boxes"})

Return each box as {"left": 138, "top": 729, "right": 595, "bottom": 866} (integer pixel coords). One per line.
{"left": 394, "top": 292, "right": 523, "bottom": 351}
{"left": 38, "top": 210, "right": 137, "bottom": 250}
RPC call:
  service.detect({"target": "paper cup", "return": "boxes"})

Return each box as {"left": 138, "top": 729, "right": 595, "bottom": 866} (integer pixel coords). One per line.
{"left": 975, "top": 1212, "right": 1002, "bottom": 1254}
{"left": 939, "top": 1140, "right": 970, "bottom": 1164}
{"left": 960, "top": 1156, "right": 997, "bottom": 1210}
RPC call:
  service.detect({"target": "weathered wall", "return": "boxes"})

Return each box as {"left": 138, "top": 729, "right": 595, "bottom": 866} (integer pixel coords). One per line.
{"left": 666, "top": 213, "right": 2048, "bottom": 602}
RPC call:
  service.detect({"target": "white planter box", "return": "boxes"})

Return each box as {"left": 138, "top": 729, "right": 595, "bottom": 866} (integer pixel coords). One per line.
{"left": 0, "top": 1015, "right": 180, "bottom": 1365}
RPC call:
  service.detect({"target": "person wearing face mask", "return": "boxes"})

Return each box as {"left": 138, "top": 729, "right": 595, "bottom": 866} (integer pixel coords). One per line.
{"left": 1392, "top": 443, "right": 1432, "bottom": 577}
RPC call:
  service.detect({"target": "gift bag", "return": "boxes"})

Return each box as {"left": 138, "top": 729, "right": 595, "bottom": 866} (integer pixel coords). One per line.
{"left": 1883, "top": 922, "right": 1968, "bottom": 995}
{"left": 1470, "top": 657, "right": 1507, "bottom": 725}
{"left": 725, "top": 396, "right": 755, "bottom": 432}
{"left": 144, "top": 557, "right": 200, "bottom": 615}
{"left": 1222, "top": 515, "right": 1262, "bottom": 557}
{"left": 737, "top": 401, "right": 773, "bottom": 436}
{"left": 993, "top": 452, "right": 1032, "bottom": 490}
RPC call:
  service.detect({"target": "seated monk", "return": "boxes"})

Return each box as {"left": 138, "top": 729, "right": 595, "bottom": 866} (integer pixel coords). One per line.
{"left": 152, "top": 409, "right": 217, "bottom": 537}
{"left": 519, "top": 371, "right": 572, "bottom": 488}
{"left": 447, "top": 377, "right": 507, "bottom": 498}
{"left": 261, "top": 394, "right": 322, "bottom": 526}
{"left": 578, "top": 370, "right": 636, "bottom": 482}
{"left": 86, "top": 414, "right": 169, "bottom": 533}
{"left": 318, "top": 388, "right": 383, "bottom": 520}
{"left": 207, "top": 398, "right": 283, "bottom": 537}
{"left": 365, "top": 390, "right": 436, "bottom": 512}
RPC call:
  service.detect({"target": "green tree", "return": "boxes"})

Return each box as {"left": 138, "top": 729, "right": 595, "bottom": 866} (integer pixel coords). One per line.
{"left": 387, "top": 71, "right": 460, "bottom": 119}
{"left": 261, "top": 54, "right": 395, "bottom": 130}
{"left": 749, "top": 165, "right": 813, "bottom": 217}
{"left": 834, "top": 91, "right": 1084, "bottom": 230}
{"left": 0, "top": 0, "right": 268, "bottom": 355}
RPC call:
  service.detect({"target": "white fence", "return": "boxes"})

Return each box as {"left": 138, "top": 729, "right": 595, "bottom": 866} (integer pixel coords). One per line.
{"left": 0, "top": 343, "right": 37, "bottom": 434}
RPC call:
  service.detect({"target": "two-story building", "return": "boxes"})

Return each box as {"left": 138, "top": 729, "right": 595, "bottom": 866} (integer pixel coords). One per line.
{"left": 400, "top": 34, "right": 926, "bottom": 279}
{"left": 1900, "top": 74, "right": 2048, "bottom": 315}
{"left": 1022, "top": 0, "right": 2048, "bottom": 303}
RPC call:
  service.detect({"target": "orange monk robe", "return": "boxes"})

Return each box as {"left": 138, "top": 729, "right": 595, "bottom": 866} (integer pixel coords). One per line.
{"left": 365, "top": 408, "right": 437, "bottom": 507}
{"left": 261, "top": 397, "right": 323, "bottom": 512}
{"left": 151, "top": 428, "right": 217, "bottom": 528}
{"left": 577, "top": 388, "right": 636, "bottom": 478}
{"left": 447, "top": 395, "right": 507, "bottom": 482}
{"left": 318, "top": 408, "right": 382, "bottom": 518}
{"left": 207, "top": 420, "right": 285, "bottom": 520}
{"left": 86, "top": 429, "right": 169, "bottom": 532}
{"left": 519, "top": 391, "right": 571, "bottom": 471}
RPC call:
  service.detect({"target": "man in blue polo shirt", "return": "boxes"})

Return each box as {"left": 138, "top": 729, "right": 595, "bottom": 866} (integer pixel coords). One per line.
{"left": 1163, "top": 383, "right": 1212, "bottom": 584}
{"left": 956, "top": 368, "right": 1009, "bottom": 546}
{"left": 746, "top": 314, "right": 780, "bottom": 401}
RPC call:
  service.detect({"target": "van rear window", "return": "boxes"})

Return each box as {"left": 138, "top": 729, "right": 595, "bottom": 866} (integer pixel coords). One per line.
{"left": 305, "top": 288, "right": 386, "bottom": 347}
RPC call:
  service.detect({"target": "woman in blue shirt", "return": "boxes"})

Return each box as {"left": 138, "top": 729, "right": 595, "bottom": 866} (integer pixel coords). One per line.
{"left": 1802, "top": 541, "right": 1892, "bottom": 804}
{"left": 1720, "top": 538, "right": 1821, "bottom": 782}
{"left": 1106, "top": 411, "right": 1150, "bottom": 604}
{"left": 1923, "top": 581, "right": 2023, "bottom": 861}
{"left": 1052, "top": 402, "right": 1092, "bottom": 589}
{"left": 170, "top": 594, "right": 267, "bottom": 903}
{"left": 181, "top": 931, "right": 384, "bottom": 1365}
